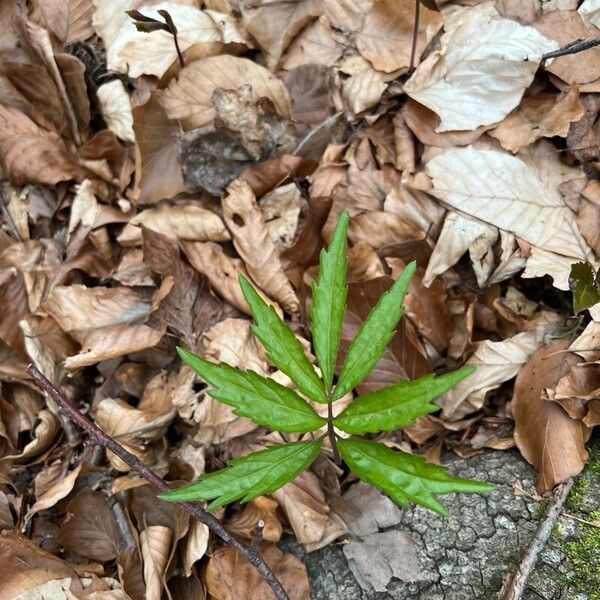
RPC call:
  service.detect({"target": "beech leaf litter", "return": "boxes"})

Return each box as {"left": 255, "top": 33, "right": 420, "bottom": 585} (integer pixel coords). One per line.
{"left": 0, "top": 0, "right": 599, "bottom": 597}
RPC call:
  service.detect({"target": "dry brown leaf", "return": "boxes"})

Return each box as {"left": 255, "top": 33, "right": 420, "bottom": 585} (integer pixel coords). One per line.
{"left": 64, "top": 324, "right": 164, "bottom": 370}
{"left": 356, "top": 0, "right": 443, "bottom": 73}
{"left": 222, "top": 179, "right": 299, "bottom": 315}
{"left": 118, "top": 204, "right": 229, "bottom": 246}
{"left": 57, "top": 491, "right": 120, "bottom": 561}
{"left": 341, "top": 64, "right": 387, "bottom": 114}
{"left": 513, "top": 339, "right": 591, "bottom": 492}
{"left": 204, "top": 544, "right": 309, "bottom": 600}
{"left": 132, "top": 93, "right": 189, "bottom": 205}
{"left": 535, "top": 10, "right": 600, "bottom": 85}
{"left": 241, "top": 154, "right": 317, "bottom": 197}
{"left": 320, "top": 0, "right": 372, "bottom": 31}
{"left": 346, "top": 240, "right": 385, "bottom": 283}
{"left": 226, "top": 496, "right": 283, "bottom": 542}
{"left": 553, "top": 361, "right": 600, "bottom": 427}
{"left": 578, "top": 198, "right": 600, "bottom": 255}
{"left": 140, "top": 525, "right": 172, "bottom": 600}
{"left": 160, "top": 56, "right": 292, "bottom": 130}
{"left": 242, "top": 0, "right": 322, "bottom": 69}
{"left": 0, "top": 104, "right": 83, "bottom": 186}
{"left": 28, "top": 462, "right": 83, "bottom": 517}
{"left": 491, "top": 88, "right": 583, "bottom": 153}
{"left": 495, "top": 0, "right": 541, "bottom": 23}
{"left": 282, "top": 17, "right": 343, "bottom": 70}
{"left": 259, "top": 183, "right": 305, "bottom": 251}
{"left": 97, "top": 80, "right": 135, "bottom": 144}
{"left": 35, "top": 0, "right": 94, "bottom": 44}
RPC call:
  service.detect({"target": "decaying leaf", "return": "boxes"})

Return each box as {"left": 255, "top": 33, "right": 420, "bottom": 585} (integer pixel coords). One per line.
{"left": 513, "top": 339, "right": 591, "bottom": 492}
{"left": 404, "top": 4, "right": 557, "bottom": 131}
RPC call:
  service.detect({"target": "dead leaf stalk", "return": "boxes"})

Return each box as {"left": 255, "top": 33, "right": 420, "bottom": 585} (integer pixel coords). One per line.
{"left": 327, "top": 395, "right": 341, "bottom": 464}
{"left": 497, "top": 479, "right": 574, "bottom": 600}
{"left": 26, "top": 363, "right": 291, "bottom": 600}
{"left": 542, "top": 38, "right": 600, "bottom": 60}
{"left": 409, "top": 0, "right": 420, "bottom": 71}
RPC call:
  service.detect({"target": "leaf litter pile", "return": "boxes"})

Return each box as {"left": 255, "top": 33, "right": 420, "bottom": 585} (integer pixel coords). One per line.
{"left": 1, "top": 0, "right": 600, "bottom": 598}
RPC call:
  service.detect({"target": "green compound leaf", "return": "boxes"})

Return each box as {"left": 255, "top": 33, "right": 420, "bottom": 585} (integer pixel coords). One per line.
{"left": 310, "top": 210, "right": 349, "bottom": 391}
{"left": 333, "top": 366, "right": 475, "bottom": 434}
{"left": 159, "top": 440, "right": 323, "bottom": 509}
{"left": 569, "top": 261, "right": 600, "bottom": 314}
{"left": 337, "top": 438, "right": 493, "bottom": 515}
{"left": 177, "top": 347, "right": 326, "bottom": 433}
{"left": 333, "top": 261, "right": 416, "bottom": 400}
{"left": 239, "top": 275, "right": 328, "bottom": 403}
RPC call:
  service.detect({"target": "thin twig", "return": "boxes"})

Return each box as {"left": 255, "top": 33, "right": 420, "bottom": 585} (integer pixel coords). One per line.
{"left": 172, "top": 30, "right": 185, "bottom": 68}
{"left": 326, "top": 399, "right": 341, "bottom": 464}
{"left": 26, "top": 364, "right": 290, "bottom": 600}
{"left": 293, "top": 111, "right": 343, "bottom": 155}
{"left": 542, "top": 38, "right": 600, "bottom": 60}
{"left": 497, "top": 479, "right": 574, "bottom": 600}
{"left": 409, "top": 0, "right": 420, "bottom": 70}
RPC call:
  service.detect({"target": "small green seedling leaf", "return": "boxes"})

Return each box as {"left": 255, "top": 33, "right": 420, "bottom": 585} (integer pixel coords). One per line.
{"left": 569, "top": 261, "right": 600, "bottom": 314}
{"left": 334, "top": 366, "right": 475, "bottom": 434}
{"left": 177, "top": 347, "right": 326, "bottom": 433}
{"left": 310, "top": 210, "right": 349, "bottom": 391}
{"left": 337, "top": 437, "right": 493, "bottom": 515}
{"left": 333, "top": 261, "right": 416, "bottom": 400}
{"left": 159, "top": 440, "right": 322, "bottom": 509}
{"left": 239, "top": 275, "right": 328, "bottom": 403}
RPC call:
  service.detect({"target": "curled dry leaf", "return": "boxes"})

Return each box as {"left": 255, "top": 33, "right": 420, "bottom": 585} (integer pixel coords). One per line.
{"left": 140, "top": 525, "right": 172, "bottom": 600}
{"left": 118, "top": 204, "right": 230, "bottom": 246}
{"left": 552, "top": 361, "right": 600, "bottom": 427}
{"left": 160, "top": 56, "right": 292, "bottom": 130}
{"left": 341, "top": 65, "right": 387, "bottom": 115}
{"left": 27, "top": 461, "right": 83, "bottom": 517}
{"left": 97, "top": 80, "right": 136, "bottom": 144}
{"left": 0, "top": 104, "right": 83, "bottom": 186}
{"left": 204, "top": 544, "right": 310, "bottom": 600}
{"left": 513, "top": 339, "right": 591, "bottom": 492}
{"left": 441, "top": 317, "right": 559, "bottom": 420}
{"left": 226, "top": 496, "right": 283, "bottom": 542}
{"left": 181, "top": 519, "right": 209, "bottom": 577}
{"left": 222, "top": 180, "right": 299, "bottom": 315}
{"left": 403, "top": 3, "right": 557, "bottom": 131}
{"left": 356, "top": 0, "right": 443, "bottom": 73}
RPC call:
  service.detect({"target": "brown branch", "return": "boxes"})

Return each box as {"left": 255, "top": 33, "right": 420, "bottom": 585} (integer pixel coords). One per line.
{"left": 542, "top": 37, "right": 600, "bottom": 60}
{"left": 497, "top": 479, "right": 574, "bottom": 600}
{"left": 409, "top": 0, "right": 421, "bottom": 71}
{"left": 26, "top": 363, "right": 290, "bottom": 600}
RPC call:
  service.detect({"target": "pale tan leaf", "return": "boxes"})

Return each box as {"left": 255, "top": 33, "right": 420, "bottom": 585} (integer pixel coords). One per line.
{"left": 160, "top": 56, "right": 292, "bottom": 130}
{"left": 348, "top": 211, "right": 425, "bottom": 252}
{"left": 441, "top": 317, "right": 559, "bottom": 420}
{"left": 521, "top": 247, "right": 581, "bottom": 291}
{"left": 97, "top": 80, "right": 135, "bottom": 143}
{"left": 570, "top": 321, "right": 600, "bottom": 359}
{"left": 243, "top": 0, "right": 322, "bottom": 69}
{"left": 356, "top": 0, "right": 443, "bottom": 73}
{"left": 579, "top": 0, "right": 600, "bottom": 26}
{"left": 491, "top": 88, "right": 583, "bottom": 153}
{"left": 28, "top": 462, "right": 83, "bottom": 517}
{"left": 226, "top": 496, "right": 283, "bottom": 542}
{"left": 535, "top": 10, "right": 600, "bottom": 85}
{"left": 8, "top": 410, "right": 60, "bottom": 462}
{"left": 341, "top": 66, "right": 387, "bottom": 114}
{"left": 204, "top": 544, "right": 309, "bottom": 600}
{"left": 0, "top": 104, "right": 83, "bottom": 186}
{"left": 36, "top": 0, "right": 94, "bottom": 44}
{"left": 118, "top": 204, "right": 230, "bottom": 246}
{"left": 425, "top": 146, "right": 591, "bottom": 259}
{"left": 403, "top": 4, "right": 557, "bottom": 131}
{"left": 182, "top": 519, "right": 209, "bottom": 577}
{"left": 424, "top": 211, "right": 497, "bottom": 287}
{"left": 513, "top": 340, "right": 590, "bottom": 492}
{"left": 64, "top": 324, "right": 164, "bottom": 370}
{"left": 42, "top": 285, "right": 149, "bottom": 333}
{"left": 282, "top": 17, "right": 343, "bottom": 70}
{"left": 132, "top": 93, "right": 189, "bottom": 205}
{"left": 181, "top": 241, "right": 258, "bottom": 315}
{"left": 92, "top": 0, "right": 143, "bottom": 50}
{"left": 140, "top": 526, "right": 172, "bottom": 600}
{"left": 320, "top": 0, "right": 372, "bottom": 31}
{"left": 222, "top": 180, "right": 299, "bottom": 315}
{"left": 259, "top": 183, "right": 304, "bottom": 252}
{"left": 109, "top": 2, "right": 244, "bottom": 78}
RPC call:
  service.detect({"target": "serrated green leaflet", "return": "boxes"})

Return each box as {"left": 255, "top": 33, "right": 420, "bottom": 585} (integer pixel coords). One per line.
{"left": 159, "top": 440, "right": 322, "bottom": 509}
{"left": 239, "top": 275, "right": 328, "bottom": 403}
{"left": 310, "top": 210, "right": 349, "bottom": 391}
{"left": 177, "top": 347, "right": 326, "bottom": 432}
{"left": 334, "top": 366, "right": 475, "bottom": 434}
{"left": 333, "top": 262, "right": 416, "bottom": 400}
{"left": 569, "top": 261, "right": 600, "bottom": 314}
{"left": 337, "top": 438, "right": 493, "bottom": 515}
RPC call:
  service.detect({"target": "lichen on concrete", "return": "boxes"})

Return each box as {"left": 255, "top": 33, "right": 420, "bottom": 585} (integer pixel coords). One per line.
{"left": 281, "top": 447, "right": 599, "bottom": 600}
